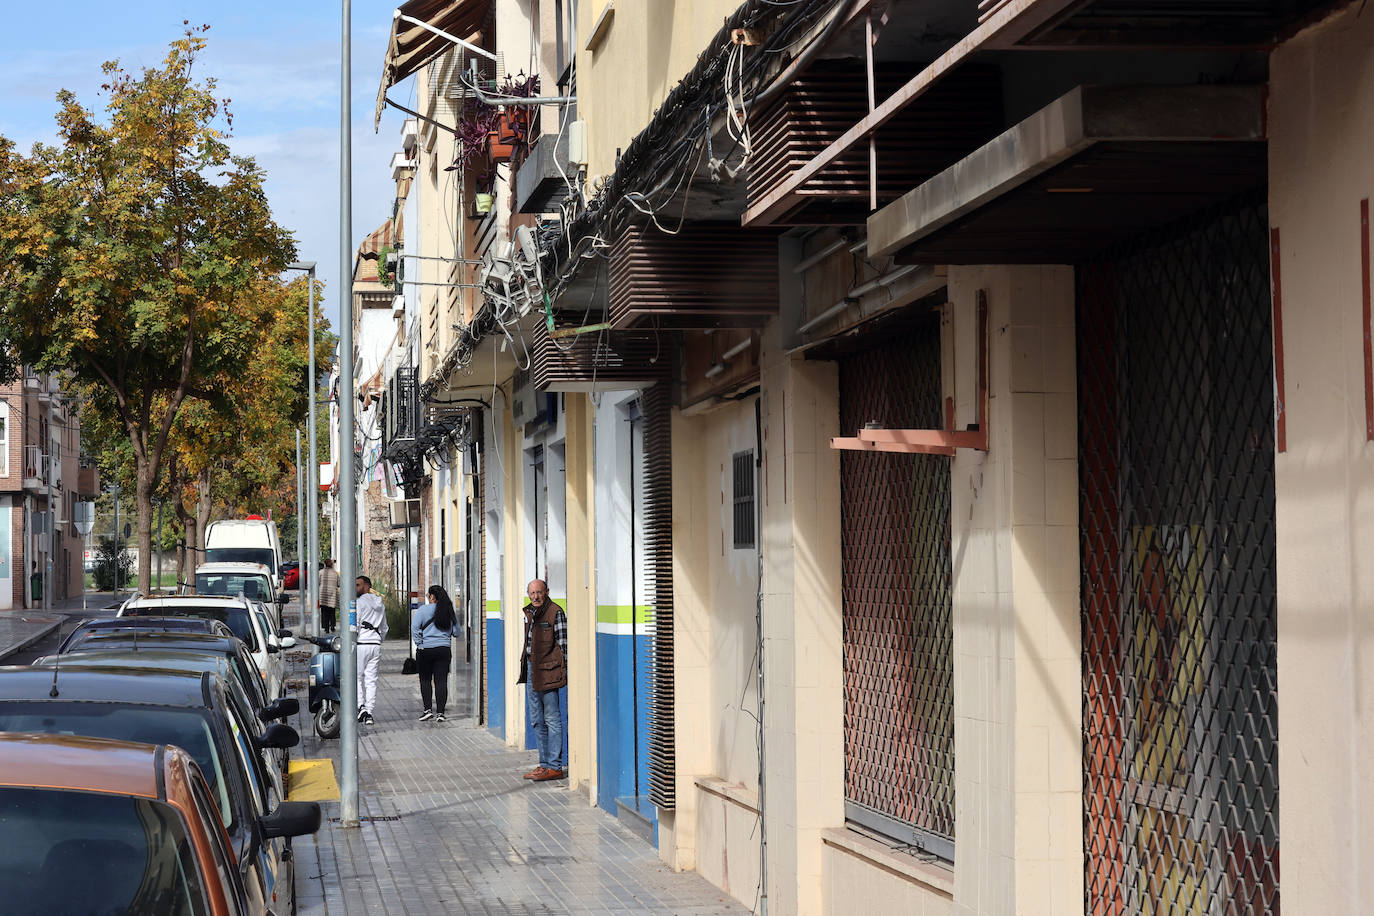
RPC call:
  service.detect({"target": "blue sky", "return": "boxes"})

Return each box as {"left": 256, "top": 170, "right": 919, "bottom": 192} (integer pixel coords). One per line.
{"left": 0, "top": 1, "right": 421, "bottom": 330}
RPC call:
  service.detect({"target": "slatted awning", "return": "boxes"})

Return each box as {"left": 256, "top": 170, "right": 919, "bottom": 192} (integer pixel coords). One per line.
{"left": 867, "top": 84, "right": 1267, "bottom": 264}
{"left": 375, "top": 0, "right": 491, "bottom": 127}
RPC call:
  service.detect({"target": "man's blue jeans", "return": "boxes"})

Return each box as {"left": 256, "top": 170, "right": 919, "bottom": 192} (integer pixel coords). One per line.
{"left": 527, "top": 682, "right": 565, "bottom": 771}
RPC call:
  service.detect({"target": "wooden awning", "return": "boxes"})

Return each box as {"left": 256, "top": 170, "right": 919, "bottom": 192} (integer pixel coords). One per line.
{"left": 375, "top": 0, "right": 490, "bottom": 127}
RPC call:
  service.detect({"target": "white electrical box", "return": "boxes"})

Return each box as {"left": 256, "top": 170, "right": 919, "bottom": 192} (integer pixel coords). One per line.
{"left": 567, "top": 120, "right": 588, "bottom": 168}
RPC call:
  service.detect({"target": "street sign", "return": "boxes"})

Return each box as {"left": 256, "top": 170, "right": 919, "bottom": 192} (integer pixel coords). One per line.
{"left": 73, "top": 501, "right": 95, "bottom": 536}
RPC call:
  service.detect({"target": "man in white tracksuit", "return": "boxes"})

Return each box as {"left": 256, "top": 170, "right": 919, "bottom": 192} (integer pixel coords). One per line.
{"left": 355, "top": 574, "right": 387, "bottom": 724}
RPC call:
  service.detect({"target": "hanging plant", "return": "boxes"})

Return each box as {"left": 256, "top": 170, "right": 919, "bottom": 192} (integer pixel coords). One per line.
{"left": 455, "top": 72, "right": 543, "bottom": 170}
{"left": 377, "top": 244, "right": 396, "bottom": 289}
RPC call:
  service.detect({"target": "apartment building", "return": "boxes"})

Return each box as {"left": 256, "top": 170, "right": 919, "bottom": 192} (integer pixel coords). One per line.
{"left": 362, "top": 0, "right": 1371, "bottom": 912}
{"left": 0, "top": 369, "right": 98, "bottom": 609}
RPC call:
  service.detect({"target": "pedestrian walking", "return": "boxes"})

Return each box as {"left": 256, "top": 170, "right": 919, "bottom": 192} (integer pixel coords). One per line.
{"left": 412, "top": 584, "right": 457, "bottom": 722}
{"left": 355, "top": 574, "right": 387, "bottom": 724}
{"left": 317, "top": 559, "right": 340, "bottom": 634}
{"left": 517, "top": 579, "right": 567, "bottom": 781}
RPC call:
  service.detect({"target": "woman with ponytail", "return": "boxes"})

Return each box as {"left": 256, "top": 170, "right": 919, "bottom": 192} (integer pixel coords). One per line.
{"left": 411, "top": 584, "right": 458, "bottom": 721}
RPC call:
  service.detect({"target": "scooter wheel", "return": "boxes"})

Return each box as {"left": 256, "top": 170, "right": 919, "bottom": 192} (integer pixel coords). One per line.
{"left": 315, "top": 701, "right": 340, "bottom": 739}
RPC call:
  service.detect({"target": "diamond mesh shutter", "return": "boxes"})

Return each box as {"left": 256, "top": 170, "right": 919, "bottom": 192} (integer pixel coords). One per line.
{"left": 1079, "top": 193, "right": 1278, "bottom": 914}
{"left": 839, "top": 314, "right": 955, "bottom": 854}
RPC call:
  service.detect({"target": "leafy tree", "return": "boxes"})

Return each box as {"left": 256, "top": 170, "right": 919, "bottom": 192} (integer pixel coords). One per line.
{"left": 0, "top": 30, "right": 296, "bottom": 589}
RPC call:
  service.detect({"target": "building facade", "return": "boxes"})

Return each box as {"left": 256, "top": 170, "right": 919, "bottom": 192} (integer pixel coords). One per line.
{"left": 357, "top": 0, "right": 1372, "bottom": 912}
{"left": 0, "top": 369, "right": 97, "bottom": 609}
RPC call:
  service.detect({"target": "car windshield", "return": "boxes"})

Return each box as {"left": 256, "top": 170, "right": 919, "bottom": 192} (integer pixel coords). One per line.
{"left": 125, "top": 606, "right": 258, "bottom": 653}
{"left": 0, "top": 703, "right": 232, "bottom": 829}
{"left": 195, "top": 572, "right": 272, "bottom": 603}
{"left": 0, "top": 787, "right": 210, "bottom": 916}
{"left": 204, "top": 548, "right": 275, "bottom": 575}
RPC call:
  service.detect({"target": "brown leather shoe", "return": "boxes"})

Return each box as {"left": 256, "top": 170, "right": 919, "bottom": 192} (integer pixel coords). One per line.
{"left": 533, "top": 768, "right": 565, "bottom": 782}
{"left": 523, "top": 767, "right": 546, "bottom": 780}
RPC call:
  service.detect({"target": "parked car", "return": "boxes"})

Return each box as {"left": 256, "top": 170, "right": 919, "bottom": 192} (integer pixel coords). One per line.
{"left": 119, "top": 594, "right": 288, "bottom": 699}
{"left": 195, "top": 561, "right": 280, "bottom": 607}
{"left": 31, "top": 646, "right": 298, "bottom": 773}
{"left": 281, "top": 560, "right": 302, "bottom": 592}
{"left": 0, "top": 666, "right": 318, "bottom": 915}
{"left": 0, "top": 732, "right": 253, "bottom": 914}
{"left": 50, "top": 631, "right": 277, "bottom": 730}
{"left": 55, "top": 614, "right": 236, "bottom": 653}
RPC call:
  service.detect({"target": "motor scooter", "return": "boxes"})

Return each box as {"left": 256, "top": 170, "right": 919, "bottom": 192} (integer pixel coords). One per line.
{"left": 307, "top": 634, "right": 342, "bottom": 739}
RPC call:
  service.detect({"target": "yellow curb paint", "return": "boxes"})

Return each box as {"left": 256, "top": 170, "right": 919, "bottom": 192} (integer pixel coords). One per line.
{"left": 287, "top": 758, "right": 340, "bottom": 802}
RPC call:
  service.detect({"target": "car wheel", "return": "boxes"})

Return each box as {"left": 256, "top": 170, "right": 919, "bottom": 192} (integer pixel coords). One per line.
{"left": 315, "top": 701, "right": 340, "bottom": 739}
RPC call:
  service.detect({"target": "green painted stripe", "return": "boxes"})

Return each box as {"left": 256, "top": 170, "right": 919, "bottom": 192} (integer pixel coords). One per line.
{"left": 596, "top": 604, "right": 655, "bottom": 626}
{"left": 485, "top": 600, "right": 501, "bottom": 617}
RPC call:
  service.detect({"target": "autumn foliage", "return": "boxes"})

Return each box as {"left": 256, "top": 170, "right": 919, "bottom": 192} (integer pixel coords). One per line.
{"left": 0, "top": 29, "right": 321, "bottom": 587}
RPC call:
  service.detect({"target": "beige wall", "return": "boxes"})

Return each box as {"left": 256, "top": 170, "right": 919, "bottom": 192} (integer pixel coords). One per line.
{"left": 666, "top": 396, "right": 765, "bottom": 898}
{"left": 1269, "top": 6, "right": 1374, "bottom": 910}
{"left": 575, "top": 0, "right": 741, "bottom": 181}
{"left": 946, "top": 265, "right": 1081, "bottom": 916}
{"left": 757, "top": 324, "right": 846, "bottom": 916}
{"left": 564, "top": 393, "right": 598, "bottom": 792}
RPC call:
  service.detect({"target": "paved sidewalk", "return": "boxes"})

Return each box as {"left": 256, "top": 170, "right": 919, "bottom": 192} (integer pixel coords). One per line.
{"left": 0, "top": 612, "right": 64, "bottom": 662}
{"left": 287, "top": 639, "right": 747, "bottom": 916}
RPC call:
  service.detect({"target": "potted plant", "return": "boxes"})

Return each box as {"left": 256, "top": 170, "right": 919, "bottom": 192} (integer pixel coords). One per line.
{"left": 472, "top": 166, "right": 496, "bottom": 215}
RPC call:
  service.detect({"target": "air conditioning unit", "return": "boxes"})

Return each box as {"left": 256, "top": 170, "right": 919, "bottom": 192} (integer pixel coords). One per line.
{"left": 389, "top": 498, "right": 420, "bottom": 529}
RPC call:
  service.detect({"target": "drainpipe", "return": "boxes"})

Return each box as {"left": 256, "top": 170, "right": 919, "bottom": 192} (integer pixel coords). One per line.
{"left": 755, "top": 396, "right": 768, "bottom": 916}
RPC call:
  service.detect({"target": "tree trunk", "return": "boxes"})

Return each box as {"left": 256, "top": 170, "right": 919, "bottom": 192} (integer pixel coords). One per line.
{"left": 195, "top": 467, "right": 212, "bottom": 563}
{"left": 136, "top": 465, "right": 155, "bottom": 593}
{"left": 174, "top": 499, "right": 194, "bottom": 585}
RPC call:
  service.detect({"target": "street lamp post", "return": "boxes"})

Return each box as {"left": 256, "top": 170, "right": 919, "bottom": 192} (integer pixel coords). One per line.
{"left": 295, "top": 430, "right": 305, "bottom": 621}
{"left": 338, "top": 0, "right": 360, "bottom": 827}
{"left": 287, "top": 260, "right": 321, "bottom": 638}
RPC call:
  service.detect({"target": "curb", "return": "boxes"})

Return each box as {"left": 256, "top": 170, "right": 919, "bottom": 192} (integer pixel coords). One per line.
{"left": 0, "top": 617, "right": 65, "bottom": 663}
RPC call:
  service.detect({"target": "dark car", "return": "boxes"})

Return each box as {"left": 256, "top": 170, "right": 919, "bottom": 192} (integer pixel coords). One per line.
{"left": 53, "top": 631, "right": 271, "bottom": 708}
{"left": 0, "top": 732, "right": 253, "bottom": 914}
{"left": 0, "top": 666, "right": 318, "bottom": 915}
{"left": 55, "top": 615, "right": 236, "bottom": 654}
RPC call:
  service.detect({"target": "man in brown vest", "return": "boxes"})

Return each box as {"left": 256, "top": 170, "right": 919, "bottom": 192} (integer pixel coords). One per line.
{"left": 517, "top": 578, "right": 567, "bottom": 781}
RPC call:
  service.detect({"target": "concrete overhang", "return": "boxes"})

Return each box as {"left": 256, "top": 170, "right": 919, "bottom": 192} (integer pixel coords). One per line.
{"left": 867, "top": 84, "right": 1267, "bottom": 265}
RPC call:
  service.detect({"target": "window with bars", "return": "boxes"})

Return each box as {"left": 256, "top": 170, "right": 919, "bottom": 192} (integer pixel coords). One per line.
{"left": 837, "top": 314, "right": 954, "bottom": 860}
{"left": 731, "top": 450, "right": 755, "bottom": 550}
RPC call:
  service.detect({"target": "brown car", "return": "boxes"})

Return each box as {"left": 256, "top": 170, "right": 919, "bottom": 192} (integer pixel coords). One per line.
{"left": 0, "top": 731, "right": 295, "bottom": 914}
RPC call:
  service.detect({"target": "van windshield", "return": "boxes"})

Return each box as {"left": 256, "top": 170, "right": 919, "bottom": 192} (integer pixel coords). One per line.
{"left": 204, "top": 548, "right": 276, "bottom": 575}
{"left": 195, "top": 573, "right": 273, "bottom": 604}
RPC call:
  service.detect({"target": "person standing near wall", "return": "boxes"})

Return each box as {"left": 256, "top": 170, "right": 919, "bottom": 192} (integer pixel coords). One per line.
{"left": 412, "top": 584, "right": 457, "bottom": 722}
{"left": 355, "top": 574, "right": 387, "bottom": 725}
{"left": 317, "top": 559, "right": 340, "bottom": 634}
{"left": 518, "top": 578, "right": 567, "bottom": 782}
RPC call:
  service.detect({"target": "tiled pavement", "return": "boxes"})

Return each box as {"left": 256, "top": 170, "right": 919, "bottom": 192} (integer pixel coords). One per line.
{"left": 285, "top": 631, "right": 748, "bottom": 916}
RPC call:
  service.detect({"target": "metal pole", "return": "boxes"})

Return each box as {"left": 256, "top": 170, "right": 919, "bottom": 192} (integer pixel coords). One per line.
{"left": 296, "top": 430, "right": 305, "bottom": 622}
{"left": 44, "top": 442, "right": 52, "bottom": 611}
{"left": 338, "top": 0, "right": 360, "bottom": 828}
{"left": 307, "top": 265, "right": 322, "bottom": 639}
{"left": 156, "top": 500, "right": 164, "bottom": 593}
{"left": 113, "top": 489, "right": 120, "bottom": 599}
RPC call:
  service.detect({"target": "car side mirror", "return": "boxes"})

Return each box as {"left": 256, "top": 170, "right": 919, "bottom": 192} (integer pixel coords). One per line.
{"left": 258, "top": 697, "right": 300, "bottom": 722}
{"left": 279, "top": 629, "right": 293, "bottom": 638}
{"left": 276, "top": 594, "right": 288, "bottom": 606}
{"left": 260, "top": 801, "right": 322, "bottom": 839}
{"left": 280, "top": 636, "right": 297, "bottom": 649}
{"left": 266, "top": 642, "right": 280, "bottom": 654}
{"left": 256, "top": 722, "right": 300, "bottom": 750}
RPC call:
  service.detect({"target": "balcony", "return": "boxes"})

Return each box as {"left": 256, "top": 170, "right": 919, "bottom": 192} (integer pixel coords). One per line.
{"left": 23, "top": 446, "right": 56, "bottom": 492}
{"left": 380, "top": 365, "right": 419, "bottom": 461}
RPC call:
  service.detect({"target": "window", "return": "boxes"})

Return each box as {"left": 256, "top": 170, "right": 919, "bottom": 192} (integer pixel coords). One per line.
{"left": 0, "top": 401, "right": 9, "bottom": 476}
{"left": 732, "top": 450, "right": 755, "bottom": 549}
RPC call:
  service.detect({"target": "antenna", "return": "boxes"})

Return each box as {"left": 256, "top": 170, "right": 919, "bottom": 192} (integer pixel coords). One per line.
{"left": 49, "top": 653, "right": 59, "bottom": 697}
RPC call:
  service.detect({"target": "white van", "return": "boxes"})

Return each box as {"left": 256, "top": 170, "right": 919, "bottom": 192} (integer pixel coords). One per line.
{"left": 204, "top": 517, "right": 284, "bottom": 587}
